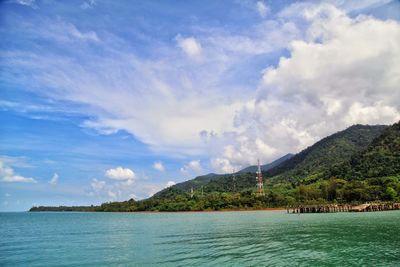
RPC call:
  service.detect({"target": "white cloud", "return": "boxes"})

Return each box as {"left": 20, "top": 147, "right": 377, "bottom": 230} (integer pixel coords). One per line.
{"left": 105, "top": 167, "right": 135, "bottom": 181}
{"left": 211, "top": 157, "right": 235, "bottom": 174}
{"left": 5, "top": 193, "right": 11, "bottom": 197}
{"left": 49, "top": 173, "right": 59, "bottom": 185}
{"left": 153, "top": 161, "right": 165, "bottom": 172}
{"left": 1, "top": 15, "right": 300, "bottom": 158}
{"left": 344, "top": 102, "right": 400, "bottom": 125}
{"left": 2, "top": 2, "right": 399, "bottom": 178}
{"left": 0, "top": 160, "right": 37, "bottom": 183}
{"left": 88, "top": 170, "right": 165, "bottom": 201}
{"left": 256, "top": 1, "right": 270, "bottom": 17}
{"left": 176, "top": 35, "right": 202, "bottom": 58}
{"left": 209, "top": 3, "right": 400, "bottom": 172}
{"left": 180, "top": 160, "right": 202, "bottom": 175}
{"left": 189, "top": 160, "right": 202, "bottom": 172}
{"left": 166, "top": 181, "right": 176, "bottom": 188}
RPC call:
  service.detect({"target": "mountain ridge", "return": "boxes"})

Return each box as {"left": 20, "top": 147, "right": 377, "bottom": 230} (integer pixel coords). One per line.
{"left": 30, "top": 122, "right": 400, "bottom": 212}
{"left": 238, "top": 153, "right": 294, "bottom": 173}
{"left": 153, "top": 153, "right": 294, "bottom": 198}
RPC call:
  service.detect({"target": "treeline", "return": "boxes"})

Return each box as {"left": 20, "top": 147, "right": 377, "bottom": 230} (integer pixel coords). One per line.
{"left": 30, "top": 122, "right": 400, "bottom": 212}
{"left": 30, "top": 175, "right": 400, "bottom": 212}
{"left": 91, "top": 176, "right": 400, "bottom": 212}
{"left": 29, "top": 206, "right": 97, "bottom": 212}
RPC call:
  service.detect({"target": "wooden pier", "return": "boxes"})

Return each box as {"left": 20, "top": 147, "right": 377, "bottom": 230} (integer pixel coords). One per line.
{"left": 287, "top": 202, "right": 400, "bottom": 214}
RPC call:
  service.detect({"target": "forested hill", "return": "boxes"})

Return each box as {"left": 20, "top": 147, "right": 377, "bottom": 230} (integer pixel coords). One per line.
{"left": 160, "top": 124, "right": 388, "bottom": 196}
{"left": 329, "top": 121, "right": 400, "bottom": 179}
{"left": 30, "top": 122, "right": 400, "bottom": 212}
{"left": 265, "top": 124, "right": 387, "bottom": 183}
{"left": 153, "top": 153, "right": 294, "bottom": 198}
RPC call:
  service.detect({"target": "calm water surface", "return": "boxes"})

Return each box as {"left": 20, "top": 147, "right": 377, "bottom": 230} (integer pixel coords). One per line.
{"left": 1, "top": 211, "right": 399, "bottom": 266}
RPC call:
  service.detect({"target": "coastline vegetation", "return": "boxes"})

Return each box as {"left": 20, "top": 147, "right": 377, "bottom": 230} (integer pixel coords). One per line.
{"left": 30, "top": 121, "right": 400, "bottom": 212}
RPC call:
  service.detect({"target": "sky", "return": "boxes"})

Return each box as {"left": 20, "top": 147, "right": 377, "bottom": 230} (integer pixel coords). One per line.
{"left": 1, "top": 0, "right": 399, "bottom": 211}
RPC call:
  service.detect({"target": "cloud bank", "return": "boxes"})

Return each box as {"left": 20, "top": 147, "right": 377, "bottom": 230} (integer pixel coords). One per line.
{"left": 208, "top": 3, "right": 400, "bottom": 172}
{"left": 2, "top": 2, "right": 399, "bottom": 176}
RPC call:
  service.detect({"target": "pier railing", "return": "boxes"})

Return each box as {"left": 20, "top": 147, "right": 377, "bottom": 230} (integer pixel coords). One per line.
{"left": 287, "top": 202, "right": 400, "bottom": 213}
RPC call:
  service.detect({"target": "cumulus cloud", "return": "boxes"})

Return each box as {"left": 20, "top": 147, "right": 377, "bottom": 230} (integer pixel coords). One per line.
{"left": 105, "top": 167, "right": 135, "bottom": 181}
{"left": 49, "top": 173, "right": 59, "bottom": 185}
{"left": 180, "top": 160, "right": 202, "bottom": 175}
{"left": 89, "top": 169, "right": 164, "bottom": 201}
{"left": 0, "top": 160, "right": 37, "bottom": 183}
{"left": 1, "top": 14, "right": 299, "bottom": 158}
{"left": 2, "top": 2, "right": 399, "bottom": 177}
{"left": 153, "top": 161, "right": 165, "bottom": 172}
{"left": 90, "top": 167, "right": 140, "bottom": 200}
{"left": 210, "top": 3, "right": 400, "bottom": 172}
{"left": 176, "top": 35, "right": 202, "bottom": 58}
{"left": 211, "top": 157, "right": 235, "bottom": 174}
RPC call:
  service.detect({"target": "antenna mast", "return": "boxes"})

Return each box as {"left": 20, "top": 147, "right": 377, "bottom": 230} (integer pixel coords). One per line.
{"left": 256, "top": 159, "right": 264, "bottom": 195}
{"left": 232, "top": 168, "right": 236, "bottom": 192}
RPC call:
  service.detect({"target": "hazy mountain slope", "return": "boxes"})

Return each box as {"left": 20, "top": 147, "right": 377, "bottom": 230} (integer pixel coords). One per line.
{"left": 153, "top": 154, "right": 294, "bottom": 198}
{"left": 238, "top": 153, "right": 294, "bottom": 173}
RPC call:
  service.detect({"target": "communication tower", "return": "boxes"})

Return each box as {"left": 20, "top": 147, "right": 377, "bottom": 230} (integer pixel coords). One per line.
{"left": 232, "top": 169, "right": 236, "bottom": 192}
{"left": 256, "top": 159, "right": 264, "bottom": 195}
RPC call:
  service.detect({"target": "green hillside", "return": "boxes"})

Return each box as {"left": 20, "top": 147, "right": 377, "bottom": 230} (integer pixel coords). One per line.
{"left": 265, "top": 125, "right": 387, "bottom": 183}
{"left": 30, "top": 122, "right": 400, "bottom": 212}
{"left": 153, "top": 153, "right": 294, "bottom": 199}
{"left": 330, "top": 121, "right": 400, "bottom": 179}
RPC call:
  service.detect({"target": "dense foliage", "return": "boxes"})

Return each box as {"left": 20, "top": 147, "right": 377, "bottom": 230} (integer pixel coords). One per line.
{"left": 329, "top": 122, "right": 400, "bottom": 180}
{"left": 30, "top": 122, "right": 400, "bottom": 212}
{"left": 29, "top": 206, "right": 97, "bottom": 212}
{"left": 265, "top": 125, "right": 387, "bottom": 183}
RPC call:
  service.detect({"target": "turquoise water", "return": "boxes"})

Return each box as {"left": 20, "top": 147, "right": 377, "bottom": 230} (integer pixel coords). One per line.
{"left": 1, "top": 211, "right": 400, "bottom": 266}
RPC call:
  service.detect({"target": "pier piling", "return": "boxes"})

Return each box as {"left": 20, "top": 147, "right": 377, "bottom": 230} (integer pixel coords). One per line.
{"left": 287, "top": 202, "right": 400, "bottom": 214}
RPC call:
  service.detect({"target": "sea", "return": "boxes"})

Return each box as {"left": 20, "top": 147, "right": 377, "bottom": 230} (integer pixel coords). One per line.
{"left": 1, "top": 210, "right": 399, "bottom": 266}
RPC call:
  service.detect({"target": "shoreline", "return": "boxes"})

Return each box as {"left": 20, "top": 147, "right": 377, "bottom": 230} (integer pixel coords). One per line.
{"left": 27, "top": 207, "right": 287, "bottom": 213}
{"left": 135, "top": 207, "right": 286, "bottom": 213}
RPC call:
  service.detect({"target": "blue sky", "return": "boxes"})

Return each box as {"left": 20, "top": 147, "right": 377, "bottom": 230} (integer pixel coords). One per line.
{"left": 1, "top": 0, "right": 399, "bottom": 211}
